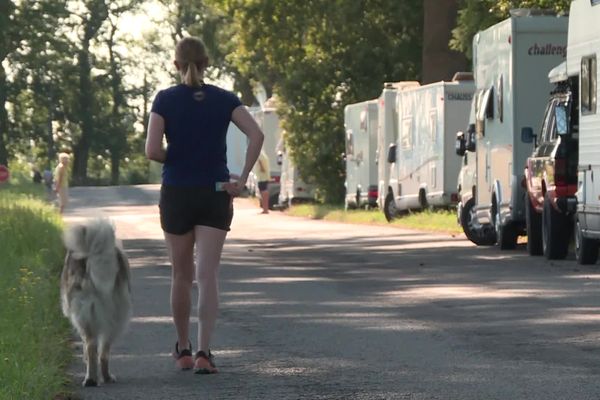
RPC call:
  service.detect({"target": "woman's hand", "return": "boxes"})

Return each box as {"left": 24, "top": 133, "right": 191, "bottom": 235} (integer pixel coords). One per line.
{"left": 223, "top": 180, "right": 246, "bottom": 197}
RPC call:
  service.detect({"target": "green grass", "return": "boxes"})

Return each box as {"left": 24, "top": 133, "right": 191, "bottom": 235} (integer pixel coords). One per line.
{"left": 0, "top": 174, "right": 72, "bottom": 399}
{"left": 285, "top": 204, "right": 462, "bottom": 234}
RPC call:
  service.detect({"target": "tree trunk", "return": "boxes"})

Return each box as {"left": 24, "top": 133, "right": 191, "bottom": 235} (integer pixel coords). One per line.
{"left": 0, "top": 64, "right": 9, "bottom": 166}
{"left": 72, "top": 43, "right": 94, "bottom": 184}
{"left": 422, "top": 0, "right": 468, "bottom": 84}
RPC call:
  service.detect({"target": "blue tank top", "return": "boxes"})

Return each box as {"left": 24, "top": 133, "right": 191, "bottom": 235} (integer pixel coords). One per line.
{"left": 150, "top": 83, "right": 242, "bottom": 186}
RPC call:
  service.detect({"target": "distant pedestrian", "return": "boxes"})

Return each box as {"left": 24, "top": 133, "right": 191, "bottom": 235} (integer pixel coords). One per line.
{"left": 145, "top": 36, "right": 264, "bottom": 374}
{"left": 54, "top": 153, "right": 70, "bottom": 214}
{"left": 254, "top": 150, "right": 271, "bottom": 214}
{"left": 43, "top": 169, "right": 54, "bottom": 202}
{"left": 32, "top": 168, "right": 42, "bottom": 184}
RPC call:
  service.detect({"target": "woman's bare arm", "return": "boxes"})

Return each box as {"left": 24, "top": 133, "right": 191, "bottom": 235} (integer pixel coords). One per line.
{"left": 145, "top": 112, "right": 167, "bottom": 163}
{"left": 228, "top": 106, "right": 264, "bottom": 195}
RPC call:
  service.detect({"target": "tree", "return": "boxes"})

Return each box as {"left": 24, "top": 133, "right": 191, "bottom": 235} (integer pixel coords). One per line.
{"left": 209, "top": 0, "right": 423, "bottom": 202}
{"left": 451, "top": 0, "right": 570, "bottom": 60}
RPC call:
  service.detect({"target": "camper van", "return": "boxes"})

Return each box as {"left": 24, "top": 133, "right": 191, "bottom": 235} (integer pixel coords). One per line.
{"left": 568, "top": 0, "right": 600, "bottom": 264}
{"left": 226, "top": 122, "right": 248, "bottom": 180}
{"left": 376, "top": 81, "right": 420, "bottom": 221}
{"left": 277, "top": 134, "right": 316, "bottom": 207}
{"left": 466, "top": 12, "right": 568, "bottom": 249}
{"left": 455, "top": 92, "right": 497, "bottom": 245}
{"left": 385, "top": 76, "right": 474, "bottom": 215}
{"left": 249, "top": 102, "right": 282, "bottom": 207}
{"left": 344, "top": 99, "right": 378, "bottom": 209}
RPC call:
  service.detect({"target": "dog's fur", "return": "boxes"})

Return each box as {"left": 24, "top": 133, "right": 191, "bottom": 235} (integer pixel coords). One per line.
{"left": 60, "top": 218, "right": 131, "bottom": 387}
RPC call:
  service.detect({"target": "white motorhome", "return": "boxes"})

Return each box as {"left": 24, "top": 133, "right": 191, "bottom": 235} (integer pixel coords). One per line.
{"left": 467, "top": 12, "right": 568, "bottom": 249}
{"left": 376, "top": 81, "right": 420, "bottom": 220}
{"left": 226, "top": 122, "right": 248, "bottom": 179}
{"left": 568, "top": 0, "right": 600, "bottom": 264}
{"left": 250, "top": 101, "right": 282, "bottom": 206}
{"left": 344, "top": 99, "right": 378, "bottom": 209}
{"left": 276, "top": 137, "right": 316, "bottom": 207}
{"left": 385, "top": 75, "right": 475, "bottom": 215}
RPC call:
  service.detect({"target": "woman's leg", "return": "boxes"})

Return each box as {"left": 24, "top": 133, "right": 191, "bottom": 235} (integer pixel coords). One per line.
{"left": 194, "top": 225, "right": 227, "bottom": 353}
{"left": 164, "top": 231, "right": 195, "bottom": 350}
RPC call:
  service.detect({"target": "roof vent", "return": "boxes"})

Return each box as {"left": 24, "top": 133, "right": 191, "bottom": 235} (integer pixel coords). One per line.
{"left": 452, "top": 72, "right": 474, "bottom": 82}
{"left": 509, "top": 8, "right": 557, "bottom": 17}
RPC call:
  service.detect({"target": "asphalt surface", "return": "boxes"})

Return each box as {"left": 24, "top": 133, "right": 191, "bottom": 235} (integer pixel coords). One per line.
{"left": 63, "top": 185, "right": 600, "bottom": 400}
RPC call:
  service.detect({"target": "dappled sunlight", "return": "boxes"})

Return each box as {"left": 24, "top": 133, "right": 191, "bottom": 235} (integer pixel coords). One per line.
{"left": 232, "top": 276, "right": 333, "bottom": 284}
{"left": 382, "top": 284, "right": 570, "bottom": 301}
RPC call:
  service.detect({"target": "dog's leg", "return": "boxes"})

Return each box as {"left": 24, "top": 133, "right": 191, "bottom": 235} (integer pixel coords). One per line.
{"left": 100, "top": 339, "right": 117, "bottom": 384}
{"left": 83, "top": 337, "right": 99, "bottom": 387}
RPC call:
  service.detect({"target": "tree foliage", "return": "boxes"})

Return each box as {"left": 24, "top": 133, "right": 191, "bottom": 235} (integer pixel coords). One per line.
{"left": 209, "top": 0, "right": 423, "bottom": 202}
{"left": 451, "top": 0, "right": 571, "bottom": 59}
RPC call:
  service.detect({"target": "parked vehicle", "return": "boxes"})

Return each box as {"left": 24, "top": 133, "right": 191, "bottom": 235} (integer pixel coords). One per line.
{"left": 455, "top": 91, "right": 496, "bottom": 245}
{"left": 248, "top": 101, "right": 282, "bottom": 207}
{"left": 466, "top": 11, "right": 568, "bottom": 249}
{"left": 523, "top": 75, "right": 578, "bottom": 259}
{"left": 375, "top": 81, "right": 420, "bottom": 220}
{"left": 226, "top": 122, "right": 248, "bottom": 180}
{"left": 277, "top": 134, "right": 316, "bottom": 207}
{"left": 568, "top": 0, "right": 600, "bottom": 264}
{"left": 344, "top": 99, "right": 378, "bottom": 209}
{"left": 385, "top": 74, "right": 474, "bottom": 216}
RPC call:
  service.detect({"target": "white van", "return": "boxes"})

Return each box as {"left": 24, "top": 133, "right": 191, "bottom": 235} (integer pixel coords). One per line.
{"left": 385, "top": 75, "right": 474, "bottom": 215}
{"left": 276, "top": 134, "right": 316, "bottom": 207}
{"left": 467, "top": 11, "right": 568, "bottom": 249}
{"left": 568, "top": 0, "right": 600, "bottom": 264}
{"left": 249, "top": 102, "right": 282, "bottom": 206}
{"left": 226, "top": 122, "right": 248, "bottom": 180}
{"left": 376, "top": 81, "right": 420, "bottom": 220}
{"left": 344, "top": 99, "right": 378, "bottom": 209}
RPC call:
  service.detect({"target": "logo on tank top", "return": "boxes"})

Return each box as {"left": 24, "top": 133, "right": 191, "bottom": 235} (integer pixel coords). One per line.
{"left": 193, "top": 90, "right": 205, "bottom": 102}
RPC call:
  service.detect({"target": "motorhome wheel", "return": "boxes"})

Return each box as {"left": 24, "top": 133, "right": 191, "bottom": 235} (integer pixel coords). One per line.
{"left": 525, "top": 196, "right": 543, "bottom": 256}
{"left": 418, "top": 189, "right": 428, "bottom": 209}
{"left": 574, "top": 217, "right": 599, "bottom": 265}
{"left": 542, "top": 193, "right": 569, "bottom": 260}
{"left": 493, "top": 200, "right": 517, "bottom": 250}
{"left": 460, "top": 198, "right": 496, "bottom": 246}
{"left": 384, "top": 192, "right": 397, "bottom": 222}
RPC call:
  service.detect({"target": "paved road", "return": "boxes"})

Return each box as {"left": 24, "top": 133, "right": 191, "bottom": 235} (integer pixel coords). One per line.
{"left": 64, "top": 185, "right": 600, "bottom": 400}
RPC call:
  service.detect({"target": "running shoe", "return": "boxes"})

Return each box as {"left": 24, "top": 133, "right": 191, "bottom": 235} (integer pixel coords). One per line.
{"left": 173, "top": 342, "right": 194, "bottom": 370}
{"left": 194, "top": 350, "right": 218, "bottom": 374}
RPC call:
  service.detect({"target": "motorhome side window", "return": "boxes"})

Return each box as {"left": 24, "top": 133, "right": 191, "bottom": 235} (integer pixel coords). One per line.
{"left": 401, "top": 117, "right": 413, "bottom": 149}
{"left": 346, "top": 129, "right": 354, "bottom": 156}
{"left": 429, "top": 110, "right": 437, "bottom": 143}
{"left": 497, "top": 75, "right": 503, "bottom": 122}
{"left": 581, "top": 55, "right": 597, "bottom": 115}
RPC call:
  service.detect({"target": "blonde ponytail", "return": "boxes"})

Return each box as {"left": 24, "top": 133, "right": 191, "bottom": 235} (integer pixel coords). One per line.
{"left": 183, "top": 62, "right": 201, "bottom": 86}
{"left": 175, "top": 37, "right": 208, "bottom": 87}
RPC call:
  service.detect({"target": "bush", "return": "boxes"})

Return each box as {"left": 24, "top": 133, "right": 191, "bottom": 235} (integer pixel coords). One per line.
{"left": 0, "top": 189, "right": 72, "bottom": 399}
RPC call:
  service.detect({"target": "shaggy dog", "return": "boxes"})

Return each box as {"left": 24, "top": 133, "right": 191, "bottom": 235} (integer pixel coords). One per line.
{"left": 60, "top": 219, "right": 131, "bottom": 387}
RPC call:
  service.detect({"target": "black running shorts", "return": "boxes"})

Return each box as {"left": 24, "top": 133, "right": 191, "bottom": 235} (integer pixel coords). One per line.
{"left": 159, "top": 185, "right": 233, "bottom": 234}
{"left": 258, "top": 181, "right": 269, "bottom": 192}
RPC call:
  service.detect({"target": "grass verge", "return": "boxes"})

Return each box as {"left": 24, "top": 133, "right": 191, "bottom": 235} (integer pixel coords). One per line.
{"left": 285, "top": 203, "right": 463, "bottom": 235}
{"left": 0, "top": 177, "right": 72, "bottom": 399}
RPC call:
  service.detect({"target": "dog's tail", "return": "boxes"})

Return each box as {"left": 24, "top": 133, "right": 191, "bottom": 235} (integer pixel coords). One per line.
{"left": 64, "top": 218, "right": 119, "bottom": 293}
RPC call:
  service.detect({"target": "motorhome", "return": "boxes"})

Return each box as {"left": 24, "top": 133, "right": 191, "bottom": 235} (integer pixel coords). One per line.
{"left": 226, "top": 122, "right": 248, "bottom": 180}
{"left": 376, "top": 81, "right": 420, "bottom": 220}
{"left": 455, "top": 91, "right": 497, "bottom": 245}
{"left": 276, "top": 137, "right": 316, "bottom": 207}
{"left": 344, "top": 99, "right": 378, "bottom": 209}
{"left": 466, "top": 11, "right": 568, "bottom": 249}
{"left": 250, "top": 101, "right": 282, "bottom": 207}
{"left": 568, "top": 0, "right": 600, "bottom": 264}
{"left": 385, "top": 75, "right": 474, "bottom": 216}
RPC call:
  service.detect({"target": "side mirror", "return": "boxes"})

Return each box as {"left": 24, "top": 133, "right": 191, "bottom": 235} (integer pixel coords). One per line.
{"left": 276, "top": 151, "right": 283, "bottom": 166}
{"left": 521, "top": 127, "right": 536, "bottom": 145}
{"left": 466, "top": 124, "right": 476, "bottom": 152}
{"left": 455, "top": 131, "right": 466, "bottom": 156}
{"left": 387, "top": 144, "right": 397, "bottom": 164}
